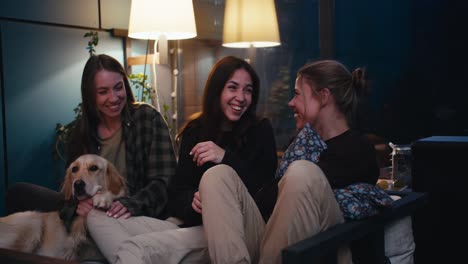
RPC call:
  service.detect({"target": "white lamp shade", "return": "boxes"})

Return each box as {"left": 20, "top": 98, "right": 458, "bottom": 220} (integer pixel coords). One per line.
{"left": 128, "top": 0, "right": 197, "bottom": 40}
{"left": 222, "top": 0, "right": 281, "bottom": 48}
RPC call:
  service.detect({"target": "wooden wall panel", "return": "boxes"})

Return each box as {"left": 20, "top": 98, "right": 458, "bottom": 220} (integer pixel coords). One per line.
{"left": 0, "top": 0, "right": 99, "bottom": 28}
{"left": 179, "top": 39, "right": 217, "bottom": 126}
{"left": 193, "top": 0, "right": 224, "bottom": 40}
{"left": 101, "top": 0, "right": 131, "bottom": 30}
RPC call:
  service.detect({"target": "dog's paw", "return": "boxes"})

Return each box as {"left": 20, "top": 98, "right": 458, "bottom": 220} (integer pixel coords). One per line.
{"left": 92, "top": 193, "right": 113, "bottom": 209}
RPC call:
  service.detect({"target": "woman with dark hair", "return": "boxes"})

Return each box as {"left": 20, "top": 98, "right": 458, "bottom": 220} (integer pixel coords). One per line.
{"left": 6, "top": 54, "right": 177, "bottom": 262}
{"left": 67, "top": 53, "right": 136, "bottom": 164}
{"left": 168, "top": 55, "right": 275, "bottom": 227}
{"left": 112, "top": 56, "right": 278, "bottom": 264}
{"left": 179, "top": 54, "right": 261, "bottom": 144}
{"left": 68, "top": 54, "right": 177, "bottom": 220}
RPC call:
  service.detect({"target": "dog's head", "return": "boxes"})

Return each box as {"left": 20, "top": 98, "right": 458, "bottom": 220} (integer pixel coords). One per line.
{"left": 61, "top": 154, "right": 126, "bottom": 201}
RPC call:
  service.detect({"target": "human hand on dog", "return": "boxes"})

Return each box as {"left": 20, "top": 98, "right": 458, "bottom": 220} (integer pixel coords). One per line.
{"left": 76, "top": 197, "right": 94, "bottom": 216}
{"left": 190, "top": 141, "right": 225, "bottom": 166}
{"left": 192, "top": 191, "right": 202, "bottom": 214}
{"left": 106, "top": 200, "right": 131, "bottom": 219}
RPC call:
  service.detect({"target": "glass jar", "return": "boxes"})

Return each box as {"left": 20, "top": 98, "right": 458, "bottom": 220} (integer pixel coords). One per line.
{"left": 389, "top": 143, "right": 412, "bottom": 189}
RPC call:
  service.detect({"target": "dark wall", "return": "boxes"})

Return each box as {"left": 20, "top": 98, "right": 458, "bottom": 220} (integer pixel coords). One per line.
{"left": 276, "top": 0, "right": 468, "bottom": 145}
{"left": 0, "top": 27, "right": 5, "bottom": 215}
{"left": 405, "top": 0, "right": 468, "bottom": 140}
{"left": 336, "top": 0, "right": 468, "bottom": 144}
{"left": 274, "top": 0, "right": 468, "bottom": 146}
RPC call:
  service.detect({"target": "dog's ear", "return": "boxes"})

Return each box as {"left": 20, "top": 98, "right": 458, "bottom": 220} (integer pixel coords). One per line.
{"left": 61, "top": 165, "right": 74, "bottom": 201}
{"left": 107, "top": 162, "right": 126, "bottom": 195}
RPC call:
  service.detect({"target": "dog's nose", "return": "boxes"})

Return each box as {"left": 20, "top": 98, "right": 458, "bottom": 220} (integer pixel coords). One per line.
{"left": 74, "top": 180, "right": 85, "bottom": 195}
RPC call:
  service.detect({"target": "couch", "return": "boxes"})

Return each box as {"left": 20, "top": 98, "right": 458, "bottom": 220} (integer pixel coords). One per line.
{"left": 282, "top": 191, "right": 428, "bottom": 264}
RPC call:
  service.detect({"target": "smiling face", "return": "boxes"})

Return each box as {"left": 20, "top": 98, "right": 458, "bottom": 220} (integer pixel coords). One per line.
{"left": 94, "top": 69, "right": 127, "bottom": 121}
{"left": 288, "top": 76, "right": 322, "bottom": 130}
{"left": 220, "top": 68, "right": 253, "bottom": 122}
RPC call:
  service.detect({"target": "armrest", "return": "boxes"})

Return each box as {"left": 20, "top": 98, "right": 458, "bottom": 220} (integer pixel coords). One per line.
{"left": 0, "top": 248, "right": 79, "bottom": 264}
{"left": 282, "top": 191, "right": 428, "bottom": 264}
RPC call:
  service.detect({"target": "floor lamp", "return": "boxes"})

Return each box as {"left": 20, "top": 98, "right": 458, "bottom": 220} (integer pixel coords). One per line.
{"left": 128, "top": 0, "right": 197, "bottom": 123}
{"left": 222, "top": 0, "right": 281, "bottom": 55}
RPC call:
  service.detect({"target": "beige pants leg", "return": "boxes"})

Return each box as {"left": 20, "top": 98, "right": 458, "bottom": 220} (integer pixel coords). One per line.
{"left": 115, "top": 225, "right": 210, "bottom": 264}
{"left": 86, "top": 210, "right": 179, "bottom": 263}
{"left": 199, "top": 165, "right": 266, "bottom": 264}
{"left": 260, "top": 160, "right": 352, "bottom": 264}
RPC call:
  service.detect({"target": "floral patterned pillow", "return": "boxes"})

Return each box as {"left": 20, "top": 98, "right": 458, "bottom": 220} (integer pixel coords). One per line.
{"left": 333, "top": 182, "right": 394, "bottom": 220}
{"left": 275, "top": 123, "right": 327, "bottom": 179}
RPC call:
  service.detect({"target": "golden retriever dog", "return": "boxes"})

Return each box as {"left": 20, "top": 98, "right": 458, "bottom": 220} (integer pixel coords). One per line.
{"left": 0, "top": 154, "right": 127, "bottom": 260}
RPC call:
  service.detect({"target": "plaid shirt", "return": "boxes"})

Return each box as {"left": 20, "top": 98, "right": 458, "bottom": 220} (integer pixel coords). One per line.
{"left": 113, "top": 103, "right": 177, "bottom": 218}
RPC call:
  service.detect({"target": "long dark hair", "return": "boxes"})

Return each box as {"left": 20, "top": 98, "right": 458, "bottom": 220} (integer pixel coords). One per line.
{"left": 177, "top": 56, "right": 260, "bottom": 149}
{"left": 67, "top": 54, "right": 136, "bottom": 164}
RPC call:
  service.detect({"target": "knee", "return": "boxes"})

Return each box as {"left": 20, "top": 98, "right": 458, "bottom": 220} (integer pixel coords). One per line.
{"left": 6, "top": 183, "right": 25, "bottom": 212}
{"left": 281, "top": 160, "right": 328, "bottom": 192}
{"left": 6, "top": 182, "right": 32, "bottom": 202}
{"left": 199, "top": 164, "right": 238, "bottom": 190}
{"left": 7, "top": 182, "right": 30, "bottom": 193}
{"left": 7, "top": 182, "right": 64, "bottom": 211}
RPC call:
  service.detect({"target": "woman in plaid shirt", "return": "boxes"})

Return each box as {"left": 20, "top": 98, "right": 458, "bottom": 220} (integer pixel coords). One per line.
{"left": 6, "top": 54, "right": 177, "bottom": 262}
{"left": 72, "top": 54, "right": 177, "bottom": 262}
{"left": 68, "top": 54, "right": 177, "bottom": 220}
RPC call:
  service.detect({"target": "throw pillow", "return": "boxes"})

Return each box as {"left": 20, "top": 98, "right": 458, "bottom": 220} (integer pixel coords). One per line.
{"left": 333, "top": 182, "right": 394, "bottom": 220}
{"left": 275, "top": 123, "right": 327, "bottom": 179}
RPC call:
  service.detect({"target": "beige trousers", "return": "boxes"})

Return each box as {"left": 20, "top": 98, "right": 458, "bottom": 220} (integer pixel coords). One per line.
{"left": 260, "top": 160, "right": 351, "bottom": 264}
{"left": 199, "top": 165, "right": 266, "bottom": 264}
{"left": 199, "top": 161, "right": 350, "bottom": 263}
{"left": 86, "top": 210, "right": 180, "bottom": 263}
{"left": 90, "top": 160, "right": 351, "bottom": 264}
{"left": 115, "top": 164, "right": 265, "bottom": 264}
{"left": 114, "top": 225, "right": 210, "bottom": 264}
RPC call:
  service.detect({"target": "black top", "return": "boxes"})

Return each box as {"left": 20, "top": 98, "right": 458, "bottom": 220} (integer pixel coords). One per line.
{"left": 168, "top": 118, "right": 278, "bottom": 227}
{"left": 317, "top": 130, "right": 383, "bottom": 264}
{"left": 318, "top": 129, "right": 379, "bottom": 189}
{"left": 255, "top": 129, "right": 379, "bottom": 222}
